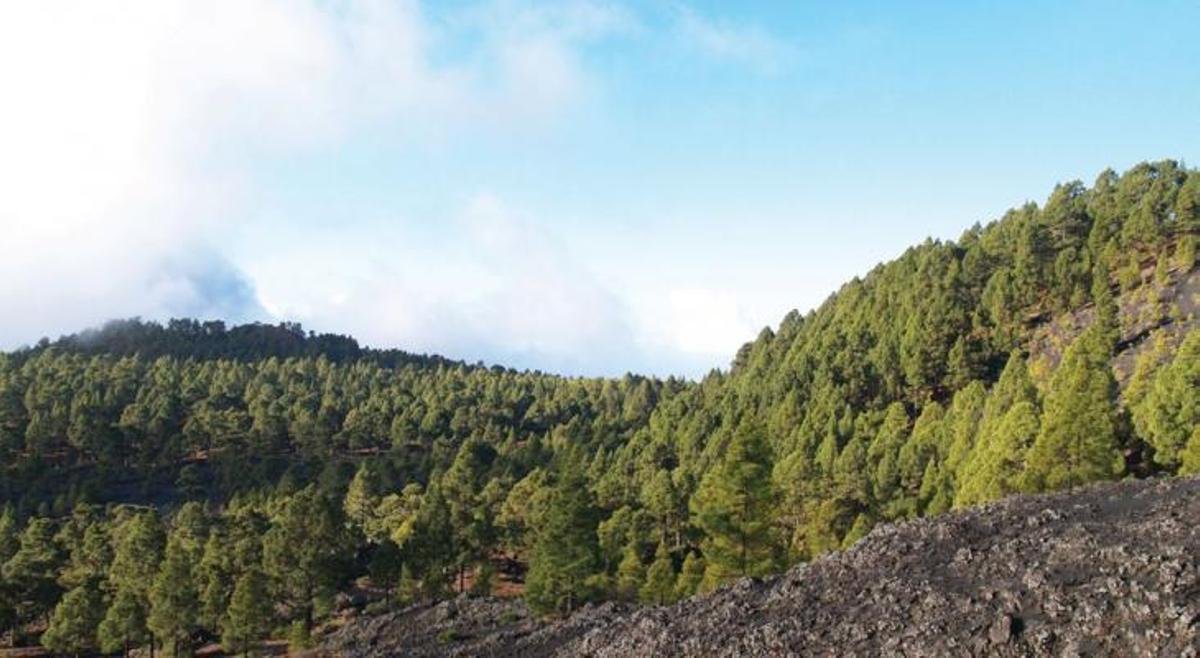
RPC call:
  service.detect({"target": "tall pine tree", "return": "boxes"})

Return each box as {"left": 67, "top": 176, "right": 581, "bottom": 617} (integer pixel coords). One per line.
{"left": 524, "top": 460, "right": 600, "bottom": 616}
{"left": 690, "top": 422, "right": 778, "bottom": 589}
{"left": 221, "top": 568, "right": 272, "bottom": 655}
{"left": 1023, "top": 326, "right": 1125, "bottom": 491}
{"left": 148, "top": 535, "right": 199, "bottom": 657}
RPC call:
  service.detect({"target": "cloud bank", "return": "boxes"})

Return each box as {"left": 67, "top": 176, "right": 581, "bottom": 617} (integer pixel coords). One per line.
{"left": 0, "top": 0, "right": 786, "bottom": 377}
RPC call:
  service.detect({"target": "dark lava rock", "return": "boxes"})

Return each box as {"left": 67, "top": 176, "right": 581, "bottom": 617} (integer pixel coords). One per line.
{"left": 321, "top": 476, "right": 1200, "bottom": 657}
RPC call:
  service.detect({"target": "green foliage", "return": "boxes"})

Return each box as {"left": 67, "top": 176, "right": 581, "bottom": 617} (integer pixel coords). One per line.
{"left": 869, "top": 403, "right": 910, "bottom": 518}
{"left": 640, "top": 542, "right": 676, "bottom": 605}
{"left": 197, "top": 530, "right": 233, "bottom": 631}
{"left": 41, "top": 582, "right": 102, "bottom": 655}
{"left": 57, "top": 519, "right": 112, "bottom": 589}
{"left": 690, "top": 422, "right": 778, "bottom": 588}
{"left": 524, "top": 464, "right": 601, "bottom": 616}
{"left": 1023, "top": 327, "right": 1125, "bottom": 492}
{"left": 0, "top": 507, "right": 17, "bottom": 563}
{"left": 615, "top": 543, "right": 645, "bottom": 601}
{"left": 956, "top": 401, "right": 1040, "bottom": 505}
{"left": 98, "top": 586, "right": 152, "bottom": 655}
{"left": 221, "top": 569, "right": 272, "bottom": 655}
{"left": 2, "top": 518, "right": 62, "bottom": 628}
{"left": 1176, "top": 234, "right": 1197, "bottom": 271}
{"left": 956, "top": 354, "right": 1041, "bottom": 507}
{"left": 1132, "top": 331, "right": 1199, "bottom": 469}
{"left": 343, "top": 461, "right": 384, "bottom": 536}
{"left": 148, "top": 535, "right": 200, "bottom": 657}
{"left": 841, "top": 513, "right": 875, "bottom": 548}
{"left": 263, "top": 485, "right": 349, "bottom": 629}
{"left": 1179, "top": 426, "right": 1200, "bottom": 475}
{"left": 443, "top": 438, "right": 500, "bottom": 590}
{"left": 673, "top": 550, "right": 705, "bottom": 600}
{"left": 287, "top": 620, "right": 313, "bottom": 652}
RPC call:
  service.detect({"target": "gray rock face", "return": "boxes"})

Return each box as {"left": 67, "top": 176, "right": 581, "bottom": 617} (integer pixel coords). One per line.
{"left": 321, "top": 476, "right": 1200, "bottom": 657}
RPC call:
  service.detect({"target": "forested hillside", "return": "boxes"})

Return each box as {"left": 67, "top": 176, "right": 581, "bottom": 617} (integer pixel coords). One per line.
{"left": 1, "top": 161, "right": 1197, "bottom": 655}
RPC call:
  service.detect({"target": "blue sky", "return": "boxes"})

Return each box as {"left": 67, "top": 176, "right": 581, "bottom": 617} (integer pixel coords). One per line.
{"left": 1, "top": 1, "right": 1198, "bottom": 377}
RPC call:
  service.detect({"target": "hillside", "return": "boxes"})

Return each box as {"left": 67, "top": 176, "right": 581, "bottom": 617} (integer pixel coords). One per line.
{"left": 29, "top": 318, "right": 464, "bottom": 370}
{"left": 0, "top": 160, "right": 1196, "bottom": 655}
{"left": 321, "top": 475, "right": 1200, "bottom": 656}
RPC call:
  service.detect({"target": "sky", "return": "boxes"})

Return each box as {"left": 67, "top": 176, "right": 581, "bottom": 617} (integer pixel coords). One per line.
{"left": 1, "top": 1, "right": 1198, "bottom": 378}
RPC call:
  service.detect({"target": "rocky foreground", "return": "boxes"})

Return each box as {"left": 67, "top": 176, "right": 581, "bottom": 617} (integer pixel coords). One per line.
{"left": 321, "top": 476, "right": 1200, "bottom": 657}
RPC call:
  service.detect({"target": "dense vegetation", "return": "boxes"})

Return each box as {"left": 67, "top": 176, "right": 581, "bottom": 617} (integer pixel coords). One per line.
{"left": 1, "top": 161, "right": 1197, "bottom": 655}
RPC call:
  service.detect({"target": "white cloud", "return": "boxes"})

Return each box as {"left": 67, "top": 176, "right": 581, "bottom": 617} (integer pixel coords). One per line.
{"left": 241, "top": 193, "right": 647, "bottom": 375}
{"left": 671, "top": 5, "right": 792, "bottom": 74}
{"left": 636, "top": 288, "right": 759, "bottom": 357}
{"left": 0, "top": 0, "right": 783, "bottom": 376}
{"left": 0, "top": 0, "right": 619, "bottom": 348}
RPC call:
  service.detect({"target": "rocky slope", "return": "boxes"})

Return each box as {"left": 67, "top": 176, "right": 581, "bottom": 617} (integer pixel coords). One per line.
{"left": 1025, "top": 265, "right": 1200, "bottom": 391}
{"left": 321, "top": 475, "right": 1200, "bottom": 657}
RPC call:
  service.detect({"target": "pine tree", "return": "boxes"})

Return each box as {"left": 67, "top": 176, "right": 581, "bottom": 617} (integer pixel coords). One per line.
{"left": 396, "top": 564, "right": 420, "bottom": 605}
{"left": 263, "top": 485, "right": 349, "bottom": 630}
{"left": 955, "top": 401, "right": 1040, "bottom": 505}
{"left": 148, "top": 536, "right": 200, "bottom": 656}
{"left": 0, "top": 506, "right": 18, "bottom": 564}
{"left": 1090, "top": 264, "right": 1120, "bottom": 347}
{"left": 640, "top": 542, "right": 676, "bottom": 605}
{"left": 674, "top": 551, "right": 705, "bottom": 600}
{"left": 57, "top": 519, "right": 113, "bottom": 590}
{"left": 1023, "top": 327, "right": 1125, "bottom": 492}
{"left": 2, "top": 517, "right": 62, "bottom": 628}
{"left": 343, "top": 461, "right": 383, "bottom": 536}
{"left": 197, "top": 530, "right": 233, "bottom": 632}
{"left": 524, "top": 463, "right": 600, "bottom": 616}
{"left": 896, "top": 401, "right": 945, "bottom": 516}
{"left": 841, "top": 513, "right": 875, "bottom": 548}
{"left": 368, "top": 539, "right": 403, "bottom": 602}
{"left": 1179, "top": 426, "right": 1200, "bottom": 475}
{"left": 101, "top": 510, "right": 164, "bottom": 656}
{"left": 99, "top": 586, "right": 153, "bottom": 656}
{"left": 1131, "top": 331, "right": 1199, "bottom": 470}
{"left": 868, "top": 402, "right": 910, "bottom": 518}
{"left": 287, "top": 620, "right": 313, "bottom": 653}
{"left": 1175, "top": 233, "right": 1197, "bottom": 271}
{"left": 407, "top": 479, "right": 454, "bottom": 601}
{"left": 442, "top": 439, "right": 498, "bottom": 592}
{"left": 376, "top": 482, "right": 425, "bottom": 548}
{"left": 832, "top": 434, "right": 869, "bottom": 506}
{"left": 42, "top": 581, "right": 103, "bottom": 655}
{"left": 0, "top": 506, "right": 16, "bottom": 639}
{"left": 614, "top": 543, "right": 645, "bottom": 601}
{"left": 772, "top": 446, "right": 824, "bottom": 558}
{"left": 956, "top": 353, "right": 1041, "bottom": 507}
{"left": 690, "top": 422, "right": 778, "bottom": 589}
{"left": 170, "top": 502, "right": 210, "bottom": 560}
{"left": 221, "top": 569, "right": 272, "bottom": 655}
{"left": 943, "top": 382, "right": 988, "bottom": 483}
{"left": 642, "top": 469, "right": 684, "bottom": 548}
